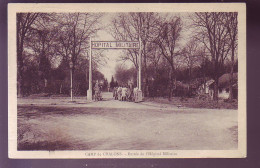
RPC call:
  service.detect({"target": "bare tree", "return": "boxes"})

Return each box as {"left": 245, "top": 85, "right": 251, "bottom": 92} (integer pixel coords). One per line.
{"left": 183, "top": 40, "right": 199, "bottom": 79}
{"left": 110, "top": 12, "right": 159, "bottom": 96}
{"left": 55, "top": 13, "right": 103, "bottom": 92}
{"left": 223, "top": 12, "right": 238, "bottom": 100}
{"left": 18, "top": 13, "right": 105, "bottom": 96}
{"left": 17, "top": 13, "right": 39, "bottom": 96}
{"left": 182, "top": 39, "right": 201, "bottom": 92}
{"left": 25, "top": 14, "right": 60, "bottom": 91}
{"left": 197, "top": 46, "right": 210, "bottom": 93}
{"left": 190, "top": 12, "right": 231, "bottom": 100}
{"left": 57, "top": 13, "right": 102, "bottom": 70}
{"left": 110, "top": 14, "right": 137, "bottom": 66}
{"left": 147, "top": 42, "right": 162, "bottom": 77}
{"left": 154, "top": 16, "right": 182, "bottom": 100}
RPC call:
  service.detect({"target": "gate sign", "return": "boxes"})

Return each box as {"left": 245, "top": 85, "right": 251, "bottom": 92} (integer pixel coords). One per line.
{"left": 91, "top": 41, "right": 140, "bottom": 49}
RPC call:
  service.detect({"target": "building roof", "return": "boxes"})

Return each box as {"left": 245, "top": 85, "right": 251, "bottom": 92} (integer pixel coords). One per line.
{"left": 209, "top": 73, "right": 238, "bottom": 88}
{"left": 218, "top": 73, "right": 238, "bottom": 88}
{"left": 206, "top": 79, "right": 214, "bottom": 86}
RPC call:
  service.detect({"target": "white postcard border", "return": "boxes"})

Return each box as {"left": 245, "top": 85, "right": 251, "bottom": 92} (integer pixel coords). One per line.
{"left": 8, "top": 3, "right": 246, "bottom": 159}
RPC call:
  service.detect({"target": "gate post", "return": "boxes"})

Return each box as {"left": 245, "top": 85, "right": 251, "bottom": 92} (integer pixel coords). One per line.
{"left": 138, "top": 37, "right": 142, "bottom": 91}
{"left": 136, "top": 37, "right": 143, "bottom": 102}
{"left": 87, "top": 37, "right": 92, "bottom": 101}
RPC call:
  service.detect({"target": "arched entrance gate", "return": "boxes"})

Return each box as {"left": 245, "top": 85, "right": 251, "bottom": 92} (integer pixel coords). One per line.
{"left": 87, "top": 38, "right": 143, "bottom": 102}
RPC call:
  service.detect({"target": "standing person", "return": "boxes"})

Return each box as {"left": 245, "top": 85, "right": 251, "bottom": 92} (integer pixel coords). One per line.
{"left": 122, "top": 86, "right": 127, "bottom": 101}
{"left": 98, "top": 84, "right": 103, "bottom": 101}
{"left": 113, "top": 87, "right": 118, "bottom": 100}
{"left": 129, "top": 84, "right": 134, "bottom": 101}
{"left": 94, "top": 81, "right": 100, "bottom": 101}
{"left": 126, "top": 85, "right": 131, "bottom": 101}
{"left": 117, "top": 85, "right": 122, "bottom": 101}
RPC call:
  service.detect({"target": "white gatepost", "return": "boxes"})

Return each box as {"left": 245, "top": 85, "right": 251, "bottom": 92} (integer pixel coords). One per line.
{"left": 136, "top": 37, "right": 143, "bottom": 102}
{"left": 138, "top": 37, "right": 142, "bottom": 91}
{"left": 87, "top": 37, "right": 92, "bottom": 101}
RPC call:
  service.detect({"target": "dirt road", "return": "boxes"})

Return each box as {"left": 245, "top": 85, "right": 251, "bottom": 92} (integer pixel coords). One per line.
{"left": 17, "top": 92, "right": 237, "bottom": 150}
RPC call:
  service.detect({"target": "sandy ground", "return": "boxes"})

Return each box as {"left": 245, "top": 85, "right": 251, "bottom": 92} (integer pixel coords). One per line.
{"left": 17, "top": 92, "right": 238, "bottom": 150}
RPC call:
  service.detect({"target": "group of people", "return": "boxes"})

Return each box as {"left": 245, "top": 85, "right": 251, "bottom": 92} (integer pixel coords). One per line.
{"left": 113, "top": 85, "right": 139, "bottom": 102}
{"left": 93, "top": 81, "right": 141, "bottom": 102}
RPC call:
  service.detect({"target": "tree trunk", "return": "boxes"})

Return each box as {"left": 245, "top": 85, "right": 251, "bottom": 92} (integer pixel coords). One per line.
{"left": 60, "top": 83, "right": 63, "bottom": 94}
{"left": 203, "top": 72, "right": 206, "bottom": 94}
{"left": 44, "top": 78, "right": 48, "bottom": 93}
{"left": 229, "top": 43, "right": 235, "bottom": 100}
{"left": 168, "top": 66, "right": 174, "bottom": 101}
{"left": 143, "top": 44, "right": 149, "bottom": 97}
{"left": 189, "top": 67, "right": 192, "bottom": 96}
{"left": 213, "top": 77, "right": 219, "bottom": 101}
{"left": 17, "top": 14, "right": 22, "bottom": 97}
{"left": 17, "top": 79, "right": 22, "bottom": 97}
{"left": 17, "top": 49, "right": 24, "bottom": 97}
{"left": 213, "top": 59, "right": 219, "bottom": 101}
{"left": 229, "top": 68, "right": 234, "bottom": 100}
{"left": 136, "top": 68, "right": 139, "bottom": 88}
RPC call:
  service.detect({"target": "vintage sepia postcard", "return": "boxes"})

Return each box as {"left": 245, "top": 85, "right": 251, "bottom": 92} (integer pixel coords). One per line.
{"left": 8, "top": 3, "right": 246, "bottom": 158}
